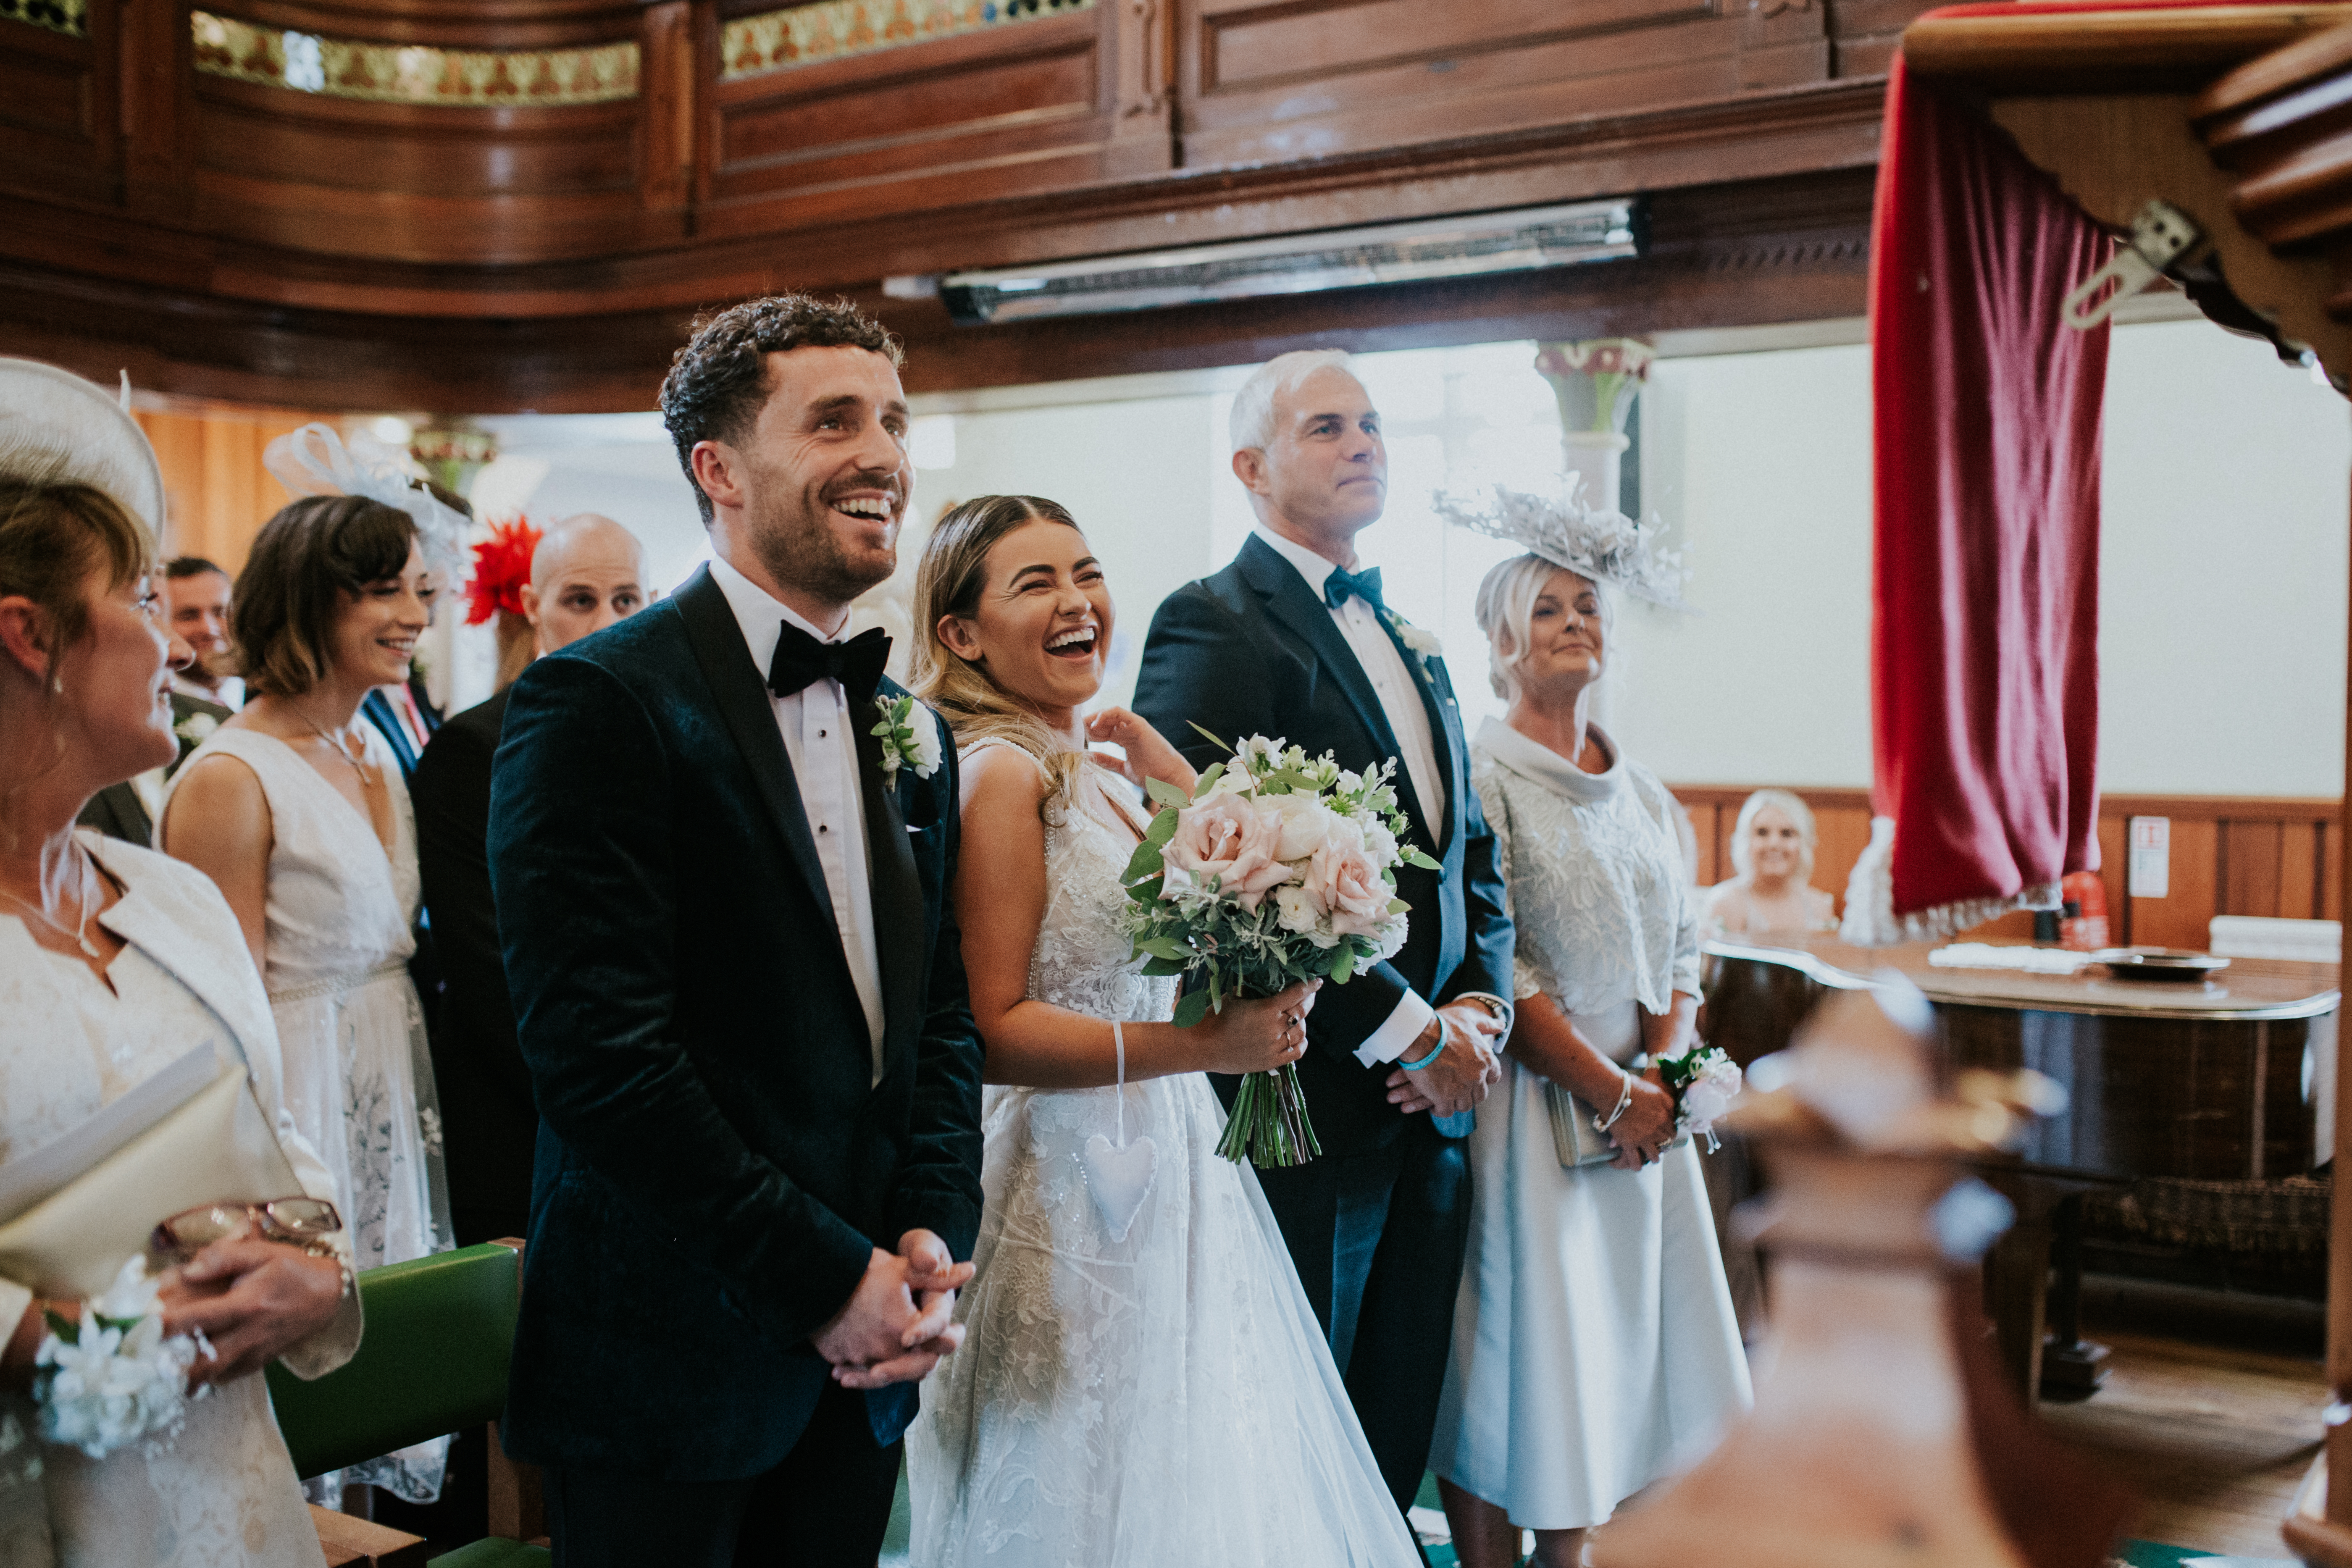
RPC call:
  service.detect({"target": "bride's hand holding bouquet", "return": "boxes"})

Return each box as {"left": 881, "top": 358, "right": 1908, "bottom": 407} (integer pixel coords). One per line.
{"left": 1121, "top": 732, "right": 1439, "bottom": 1167}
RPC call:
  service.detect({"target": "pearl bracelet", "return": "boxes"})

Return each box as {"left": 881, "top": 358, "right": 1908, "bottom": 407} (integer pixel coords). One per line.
{"left": 1592, "top": 1070, "right": 1636, "bottom": 1132}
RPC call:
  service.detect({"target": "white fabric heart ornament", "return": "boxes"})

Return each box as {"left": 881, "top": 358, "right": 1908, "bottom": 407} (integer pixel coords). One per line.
{"left": 1081, "top": 1132, "right": 1158, "bottom": 1243}
{"left": 1082, "top": 1022, "right": 1156, "bottom": 1242}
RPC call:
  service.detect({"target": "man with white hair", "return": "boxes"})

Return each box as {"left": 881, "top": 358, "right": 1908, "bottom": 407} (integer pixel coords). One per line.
{"left": 413, "top": 511, "right": 647, "bottom": 1245}
{"left": 1135, "top": 350, "right": 1516, "bottom": 1534}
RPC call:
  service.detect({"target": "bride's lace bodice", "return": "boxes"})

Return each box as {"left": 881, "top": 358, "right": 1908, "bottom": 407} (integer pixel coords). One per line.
{"left": 1028, "top": 785, "right": 1177, "bottom": 1027}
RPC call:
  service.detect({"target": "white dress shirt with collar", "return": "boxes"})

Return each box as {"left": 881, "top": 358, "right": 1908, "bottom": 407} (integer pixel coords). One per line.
{"left": 1249, "top": 525, "right": 1454, "bottom": 1067}
{"left": 709, "top": 553, "right": 887, "bottom": 1085}
{"left": 172, "top": 672, "right": 243, "bottom": 710}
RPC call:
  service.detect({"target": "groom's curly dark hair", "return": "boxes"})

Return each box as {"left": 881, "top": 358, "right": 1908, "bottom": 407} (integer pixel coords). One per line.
{"left": 660, "top": 294, "right": 904, "bottom": 524}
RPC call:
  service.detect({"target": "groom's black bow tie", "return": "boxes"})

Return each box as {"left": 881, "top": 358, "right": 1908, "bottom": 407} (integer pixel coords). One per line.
{"left": 1323, "top": 564, "right": 1385, "bottom": 613}
{"left": 767, "top": 622, "right": 891, "bottom": 709}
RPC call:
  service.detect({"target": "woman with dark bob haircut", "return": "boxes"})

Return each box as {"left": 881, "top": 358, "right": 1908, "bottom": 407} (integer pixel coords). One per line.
{"left": 160, "top": 491, "right": 455, "bottom": 1505}
{"left": 0, "top": 460, "right": 360, "bottom": 1565}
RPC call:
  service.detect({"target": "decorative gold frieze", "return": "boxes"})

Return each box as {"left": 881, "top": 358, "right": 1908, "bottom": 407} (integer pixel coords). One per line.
{"left": 721, "top": 0, "right": 1093, "bottom": 80}
{"left": 191, "top": 11, "right": 639, "bottom": 106}
{"left": 2, "top": 0, "right": 86, "bottom": 38}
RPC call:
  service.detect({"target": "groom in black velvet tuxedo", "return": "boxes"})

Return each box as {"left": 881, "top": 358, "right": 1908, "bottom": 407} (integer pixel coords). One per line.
{"left": 1135, "top": 350, "right": 1516, "bottom": 1534}
{"left": 489, "top": 296, "right": 985, "bottom": 1566}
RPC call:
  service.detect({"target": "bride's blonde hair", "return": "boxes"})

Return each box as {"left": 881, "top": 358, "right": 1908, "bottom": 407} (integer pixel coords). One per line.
{"left": 911, "top": 494, "right": 1091, "bottom": 811}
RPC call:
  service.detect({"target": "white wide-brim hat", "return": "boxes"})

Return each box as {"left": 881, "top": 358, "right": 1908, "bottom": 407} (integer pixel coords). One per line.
{"left": 0, "top": 358, "right": 166, "bottom": 541}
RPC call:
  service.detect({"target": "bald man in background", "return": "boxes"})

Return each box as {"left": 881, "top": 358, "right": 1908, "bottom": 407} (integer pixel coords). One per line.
{"left": 415, "top": 513, "right": 648, "bottom": 1245}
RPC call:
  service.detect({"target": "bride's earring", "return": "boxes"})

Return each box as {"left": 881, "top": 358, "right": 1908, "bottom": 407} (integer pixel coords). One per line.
{"left": 1080, "top": 1020, "right": 1158, "bottom": 1243}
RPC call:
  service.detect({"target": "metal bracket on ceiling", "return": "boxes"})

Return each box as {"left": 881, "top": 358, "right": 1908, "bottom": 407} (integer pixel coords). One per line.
{"left": 2063, "top": 200, "right": 2206, "bottom": 330}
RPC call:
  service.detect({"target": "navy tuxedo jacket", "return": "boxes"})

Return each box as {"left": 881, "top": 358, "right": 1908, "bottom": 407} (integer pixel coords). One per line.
{"left": 488, "top": 564, "right": 985, "bottom": 1480}
{"left": 1134, "top": 533, "right": 1515, "bottom": 1156}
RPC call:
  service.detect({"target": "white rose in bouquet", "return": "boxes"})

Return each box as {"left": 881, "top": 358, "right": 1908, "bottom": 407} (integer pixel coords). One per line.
{"left": 1259, "top": 791, "right": 1333, "bottom": 862}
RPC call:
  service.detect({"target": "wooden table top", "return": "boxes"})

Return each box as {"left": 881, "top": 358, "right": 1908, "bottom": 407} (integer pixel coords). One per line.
{"left": 1704, "top": 935, "right": 2340, "bottom": 1022}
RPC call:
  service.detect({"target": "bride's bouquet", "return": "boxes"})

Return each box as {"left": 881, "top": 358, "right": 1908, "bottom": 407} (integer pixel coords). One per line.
{"left": 1122, "top": 733, "right": 1439, "bottom": 1167}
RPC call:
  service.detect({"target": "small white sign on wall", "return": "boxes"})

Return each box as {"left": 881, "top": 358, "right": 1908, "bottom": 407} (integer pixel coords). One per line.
{"left": 2128, "top": 816, "right": 2171, "bottom": 899}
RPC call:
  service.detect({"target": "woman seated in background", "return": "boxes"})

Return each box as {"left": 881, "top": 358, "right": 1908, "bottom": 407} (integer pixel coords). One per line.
{"left": 1702, "top": 787, "right": 1837, "bottom": 937}
{"left": 1431, "top": 535, "right": 1750, "bottom": 1568}
{"left": 159, "top": 491, "right": 452, "bottom": 1505}
{"left": 0, "top": 469, "right": 358, "bottom": 1567}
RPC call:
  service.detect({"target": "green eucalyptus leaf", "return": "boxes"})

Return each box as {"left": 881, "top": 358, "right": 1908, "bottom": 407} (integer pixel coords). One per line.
{"left": 1174, "top": 988, "right": 1211, "bottom": 1027}
{"left": 1146, "top": 776, "right": 1191, "bottom": 809}
{"left": 1188, "top": 722, "right": 1232, "bottom": 753}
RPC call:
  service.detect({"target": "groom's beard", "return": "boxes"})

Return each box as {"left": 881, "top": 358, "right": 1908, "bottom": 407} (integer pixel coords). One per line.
{"left": 746, "top": 464, "right": 904, "bottom": 607}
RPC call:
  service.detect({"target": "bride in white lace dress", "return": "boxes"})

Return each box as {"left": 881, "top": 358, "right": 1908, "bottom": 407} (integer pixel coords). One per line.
{"left": 903, "top": 498, "right": 1422, "bottom": 1568}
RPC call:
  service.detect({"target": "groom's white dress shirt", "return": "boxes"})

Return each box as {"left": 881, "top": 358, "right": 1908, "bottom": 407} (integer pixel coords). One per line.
{"left": 1251, "top": 525, "right": 1446, "bottom": 1067}
{"left": 711, "top": 554, "right": 887, "bottom": 1085}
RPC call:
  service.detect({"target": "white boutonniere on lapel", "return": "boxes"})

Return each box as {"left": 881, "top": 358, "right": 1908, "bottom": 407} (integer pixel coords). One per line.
{"left": 871, "top": 693, "right": 943, "bottom": 792}
{"left": 173, "top": 712, "right": 218, "bottom": 747}
{"left": 1383, "top": 610, "right": 1444, "bottom": 674}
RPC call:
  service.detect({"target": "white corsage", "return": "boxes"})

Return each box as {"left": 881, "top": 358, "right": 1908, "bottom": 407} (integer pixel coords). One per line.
{"left": 172, "top": 712, "right": 218, "bottom": 747}
{"left": 34, "top": 1257, "right": 209, "bottom": 1459}
{"left": 1384, "top": 610, "right": 1443, "bottom": 668}
{"left": 1656, "top": 1044, "right": 1744, "bottom": 1153}
{"left": 870, "top": 694, "right": 942, "bottom": 791}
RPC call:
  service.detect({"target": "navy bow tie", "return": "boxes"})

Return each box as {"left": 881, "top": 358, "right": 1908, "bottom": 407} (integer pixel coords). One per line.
{"left": 767, "top": 622, "right": 891, "bottom": 709}
{"left": 1323, "top": 565, "right": 1385, "bottom": 613}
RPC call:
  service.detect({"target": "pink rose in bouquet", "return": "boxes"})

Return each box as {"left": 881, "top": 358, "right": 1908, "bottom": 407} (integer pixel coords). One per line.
{"left": 1303, "top": 827, "right": 1391, "bottom": 941}
{"left": 1160, "top": 793, "right": 1293, "bottom": 911}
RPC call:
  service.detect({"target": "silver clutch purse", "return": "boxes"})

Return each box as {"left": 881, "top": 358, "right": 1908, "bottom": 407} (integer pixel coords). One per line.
{"left": 1545, "top": 1082, "right": 1624, "bottom": 1168}
{"left": 0, "top": 1045, "right": 301, "bottom": 1297}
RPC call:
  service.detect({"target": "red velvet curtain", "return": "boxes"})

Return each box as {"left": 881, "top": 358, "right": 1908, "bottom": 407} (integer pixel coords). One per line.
{"left": 1863, "top": 46, "right": 2114, "bottom": 935}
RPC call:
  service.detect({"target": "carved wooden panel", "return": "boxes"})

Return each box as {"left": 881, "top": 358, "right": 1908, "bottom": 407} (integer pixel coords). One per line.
{"left": 0, "top": 13, "right": 117, "bottom": 202}
{"left": 1177, "top": 0, "right": 1872, "bottom": 173}
{"left": 190, "top": 80, "right": 659, "bottom": 262}
{"left": 702, "top": 9, "right": 1134, "bottom": 236}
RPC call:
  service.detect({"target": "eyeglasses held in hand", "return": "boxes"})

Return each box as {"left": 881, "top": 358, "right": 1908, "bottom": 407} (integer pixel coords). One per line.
{"left": 150, "top": 1197, "right": 343, "bottom": 1263}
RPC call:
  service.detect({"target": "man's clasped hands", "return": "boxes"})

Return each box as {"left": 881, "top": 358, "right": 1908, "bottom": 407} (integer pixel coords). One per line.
{"left": 813, "top": 1230, "right": 976, "bottom": 1390}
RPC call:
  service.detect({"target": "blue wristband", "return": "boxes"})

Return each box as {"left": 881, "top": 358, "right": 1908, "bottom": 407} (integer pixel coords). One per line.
{"left": 1399, "top": 1034, "right": 1445, "bottom": 1071}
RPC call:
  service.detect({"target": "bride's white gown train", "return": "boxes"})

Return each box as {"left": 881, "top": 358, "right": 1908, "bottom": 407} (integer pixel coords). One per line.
{"left": 906, "top": 759, "right": 1422, "bottom": 1568}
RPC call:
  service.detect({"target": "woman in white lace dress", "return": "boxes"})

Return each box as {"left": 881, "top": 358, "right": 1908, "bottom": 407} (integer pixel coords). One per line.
{"left": 161, "top": 494, "right": 453, "bottom": 1505}
{"left": 0, "top": 470, "right": 358, "bottom": 1567}
{"left": 1429, "top": 554, "right": 1750, "bottom": 1568}
{"left": 903, "top": 496, "right": 1422, "bottom": 1568}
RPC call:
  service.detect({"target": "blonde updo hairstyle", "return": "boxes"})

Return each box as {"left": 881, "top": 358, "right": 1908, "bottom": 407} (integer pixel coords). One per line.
{"left": 0, "top": 475, "right": 155, "bottom": 841}
{"left": 1472, "top": 552, "right": 1617, "bottom": 704}
{"left": 1729, "top": 787, "right": 1818, "bottom": 883}
{"left": 911, "top": 494, "right": 1091, "bottom": 812}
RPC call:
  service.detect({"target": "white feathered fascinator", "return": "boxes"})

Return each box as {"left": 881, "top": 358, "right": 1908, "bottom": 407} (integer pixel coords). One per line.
{"left": 263, "top": 423, "right": 470, "bottom": 580}
{"left": 0, "top": 359, "right": 167, "bottom": 541}
{"left": 1434, "top": 482, "right": 1690, "bottom": 611}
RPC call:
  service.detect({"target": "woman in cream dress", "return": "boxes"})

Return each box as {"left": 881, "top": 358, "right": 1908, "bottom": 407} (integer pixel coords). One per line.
{"left": 162, "top": 492, "right": 452, "bottom": 1503}
{"left": 1430, "top": 550, "right": 1750, "bottom": 1568}
{"left": 0, "top": 462, "right": 357, "bottom": 1567}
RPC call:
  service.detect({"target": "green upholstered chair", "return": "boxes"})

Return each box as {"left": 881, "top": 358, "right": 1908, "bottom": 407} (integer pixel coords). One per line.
{"left": 268, "top": 1240, "right": 550, "bottom": 1568}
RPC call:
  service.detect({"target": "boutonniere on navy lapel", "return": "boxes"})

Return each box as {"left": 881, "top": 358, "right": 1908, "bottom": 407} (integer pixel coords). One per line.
{"left": 870, "top": 693, "right": 943, "bottom": 793}
{"left": 1382, "top": 609, "right": 1443, "bottom": 672}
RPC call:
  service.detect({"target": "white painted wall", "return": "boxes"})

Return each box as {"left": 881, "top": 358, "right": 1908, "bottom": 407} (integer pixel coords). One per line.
{"left": 462, "top": 318, "right": 2350, "bottom": 797}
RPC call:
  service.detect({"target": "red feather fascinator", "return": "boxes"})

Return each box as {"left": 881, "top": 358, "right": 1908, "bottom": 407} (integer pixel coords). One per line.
{"left": 464, "top": 517, "right": 543, "bottom": 626}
